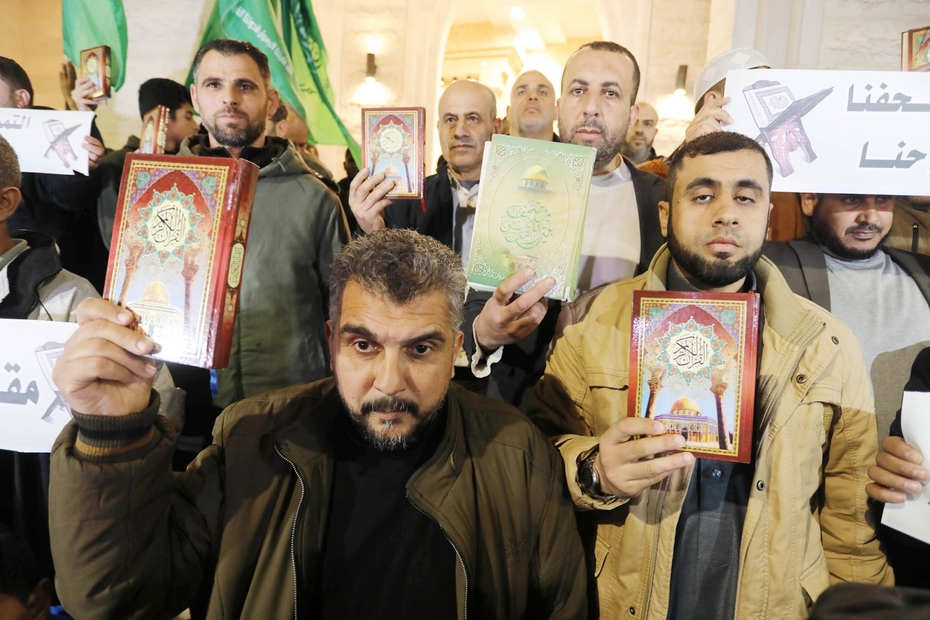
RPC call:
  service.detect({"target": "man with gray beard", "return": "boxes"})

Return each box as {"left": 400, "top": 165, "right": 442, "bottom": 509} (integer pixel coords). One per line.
{"left": 464, "top": 41, "right": 666, "bottom": 408}
{"left": 47, "top": 229, "right": 586, "bottom": 619}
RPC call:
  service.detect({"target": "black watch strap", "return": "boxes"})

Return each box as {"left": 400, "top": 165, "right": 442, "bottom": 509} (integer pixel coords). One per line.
{"left": 578, "top": 447, "right": 617, "bottom": 502}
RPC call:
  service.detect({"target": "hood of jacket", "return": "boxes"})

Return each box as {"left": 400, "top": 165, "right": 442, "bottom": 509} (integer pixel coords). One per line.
{"left": 178, "top": 134, "right": 314, "bottom": 179}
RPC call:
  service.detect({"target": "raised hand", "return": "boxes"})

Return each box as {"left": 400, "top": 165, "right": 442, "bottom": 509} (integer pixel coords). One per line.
{"left": 684, "top": 93, "right": 733, "bottom": 142}
{"left": 52, "top": 299, "right": 160, "bottom": 417}
{"left": 71, "top": 76, "right": 99, "bottom": 112}
{"left": 473, "top": 269, "right": 554, "bottom": 351}
{"left": 348, "top": 168, "right": 394, "bottom": 233}
{"left": 595, "top": 417, "right": 695, "bottom": 500}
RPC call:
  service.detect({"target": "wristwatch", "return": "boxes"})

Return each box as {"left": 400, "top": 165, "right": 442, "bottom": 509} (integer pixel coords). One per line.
{"left": 577, "top": 447, "right": 618, "bottom": 502}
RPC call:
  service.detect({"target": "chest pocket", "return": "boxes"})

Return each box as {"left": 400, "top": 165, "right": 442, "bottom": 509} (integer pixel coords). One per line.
{"left": 583, "top": 370, "right": 630, "bottom": 437}
{"left": 793, "top": 381, "right": 843, "bottom": 452}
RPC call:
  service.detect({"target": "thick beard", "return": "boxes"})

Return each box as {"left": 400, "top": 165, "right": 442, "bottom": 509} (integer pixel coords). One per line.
{"left": 203, "top": 109, "right": 266, "bottom": 148}
{"left": 811, "top": 218, "right": 886, "bottom": 260}
{"left": 560, "top": 118, "right": 628, "bottom": 169}
{"left": 339, "top": 391, "right": 445, "bottom": 451}
{"left": 666, "top": 218, "right": 762, "bottom": 288}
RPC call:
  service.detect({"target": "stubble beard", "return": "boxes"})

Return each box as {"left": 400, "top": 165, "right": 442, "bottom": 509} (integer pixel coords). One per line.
{"left": 339, "top": 390, "right": 446, "bottom": 451}
{"left": 560, "top": 118, "right": 628, "bottom": 169}
{"left": 811, "top": 218, "right": 887, "bottom": 261}
{"left": 204, "top": 108, "right": 266, "bottom": 149}
{"left": 666, "top": 218, "right": 762, "bottom": 288}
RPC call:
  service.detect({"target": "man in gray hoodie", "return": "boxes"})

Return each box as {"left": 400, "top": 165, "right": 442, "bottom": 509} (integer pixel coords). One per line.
{"left": 182, "top": 39, "right": 347, "bottom": 407}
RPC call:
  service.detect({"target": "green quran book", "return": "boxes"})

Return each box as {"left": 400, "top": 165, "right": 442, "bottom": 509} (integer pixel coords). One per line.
{"left": 466, "top": 135, "right": 595, "bottom": 301}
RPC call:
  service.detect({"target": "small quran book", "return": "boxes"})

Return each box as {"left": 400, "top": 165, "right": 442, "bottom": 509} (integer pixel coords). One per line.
{"left": 627, "top": 290, "right": 760, "bottom": 463}
{"left": 138, "top": 106, "right": 168, "bottom": 155}
{"left": 79, "top": 45, "right": 111, "bottom": 100}
{"left": 361, "top": 107, "right": 425, "bottom": 199}
{"left": 902, "top": 25, "right": 930, "bottom": 72}
{"left": 104, "top": 154, "right": 260, "bottom": 368}
{"left": 466, "top": 135, "right": 595, "bottom": 302}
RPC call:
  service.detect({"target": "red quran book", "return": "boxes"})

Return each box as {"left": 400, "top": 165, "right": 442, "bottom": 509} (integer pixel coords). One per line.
{"left": 79, "top": 45, "right": 111, "bottom": 100}
{"left": 361, "top": 107, "right": 426, "bottom": 199}
{"left": 901, "top": 25, "right": 930, "bottom": 72}
{"left": 627, "top": 290, "right": 760, "bottom": 463}
{"left": 138, "top": 105, "right": 168, "bottom": 155}
{"left": 104, "top": 154, "right": 259, "bottom": 368}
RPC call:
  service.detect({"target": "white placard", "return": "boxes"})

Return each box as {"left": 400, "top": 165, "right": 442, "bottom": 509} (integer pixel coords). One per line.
{"left": 0, "top": 319, "right": 77, "bottom": 453}
{"left": 724, "top": 69, "right": 930, "bottom": 195}
{"left": 881, "top": 390, "right": 930, "bottom": 544}
{"left": 0, "top": 109, "right": 94, "bottom": 176}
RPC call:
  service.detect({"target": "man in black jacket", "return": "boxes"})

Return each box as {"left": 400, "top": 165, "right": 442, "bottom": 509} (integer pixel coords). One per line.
{"left": 348, "top": 78, "right": 499, "bottom": 259}
{"left": 764, "top": 193, "right": 930, "bottom": 444}
{"left": 0, "top": 56, "right": 107, "bottom": 291}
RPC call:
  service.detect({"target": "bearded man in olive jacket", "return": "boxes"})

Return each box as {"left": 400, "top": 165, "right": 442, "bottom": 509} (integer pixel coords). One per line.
{"left": 48, "top": 228, "right": 586, "bottom": 619}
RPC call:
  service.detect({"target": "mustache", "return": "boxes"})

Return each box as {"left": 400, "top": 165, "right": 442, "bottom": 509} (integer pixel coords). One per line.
{"left": 573, "top": 119, "right": 608, "bottom": 133}
{"left": 846, "top": 223, "right": 883, "bottom": 235}
{"left": 361, "top": 395, "right": 420, "bottom": 416}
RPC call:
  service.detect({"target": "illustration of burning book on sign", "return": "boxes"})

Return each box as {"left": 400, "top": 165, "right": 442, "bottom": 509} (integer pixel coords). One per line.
{"left": 42, "top": 120, "right": 80, "bottom": 169}
{"left": 628, "top": 291, "right": 760, "bottom": 463}
{"left": 742, "top": 80, "right": 833, "bottom": 177}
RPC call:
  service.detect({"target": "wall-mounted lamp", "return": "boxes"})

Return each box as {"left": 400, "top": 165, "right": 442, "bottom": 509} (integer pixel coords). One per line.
{"left": 366, "top": 53, "right": 377, "bottom": 83}
{"left": 674, "top": 65, "right": 687, "bottom": 96}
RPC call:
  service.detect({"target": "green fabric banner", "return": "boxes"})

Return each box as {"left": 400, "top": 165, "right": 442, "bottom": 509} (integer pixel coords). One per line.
{"left": 191, "top": 0, "right": 360, "bottom": 162}
{"left": 62, "top": 0, "right": 129, "bottom": 93}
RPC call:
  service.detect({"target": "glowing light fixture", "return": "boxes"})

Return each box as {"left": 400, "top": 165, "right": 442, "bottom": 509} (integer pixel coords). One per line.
{"left": 365, "top": 53, "right": 377, "bottom": 84}
{"left": 510, "top": 6, "right": 525, "bottom": 20}
{"left": 674, "top": 65, "right": 687, "bottom": 96}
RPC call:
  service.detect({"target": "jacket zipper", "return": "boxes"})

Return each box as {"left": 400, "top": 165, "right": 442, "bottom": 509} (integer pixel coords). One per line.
{"left": 641, "top": 475, "right": 671, "bottom": 618}
{"left": 276, "top": 446, "right": 306, "bottom": 620}
{"left": 407, "top": 494, "right": 468, "bottom": 620}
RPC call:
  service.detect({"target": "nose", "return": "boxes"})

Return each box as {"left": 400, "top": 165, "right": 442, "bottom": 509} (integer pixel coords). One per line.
{"left": 712, "top": 196, "right": 740, "bottom": 228}
{"left": 373, "top": 349, "right": 407, "bottom": 396}
{"left": 855, "top": 197, "right": 882, "bottom": 224}
{"left": 221, "top": 84, "right": 240, "bottom": 108}
{"left": 582, "top": 90, "right": 600, "bottom": 118}
{"left": 451, "top": 117, "right": 469, "bottom": 138}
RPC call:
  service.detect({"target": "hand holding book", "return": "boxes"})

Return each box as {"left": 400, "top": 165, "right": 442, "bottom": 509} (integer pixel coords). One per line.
{"left": 473, "top": 269, "right": 554, "bottom": 352}
{"left": 594, "top": 417, "right": 695, "bottom": 500}
{"left": 348, "top": 168, "right": 393, "bottom": 233}
{"left": 51, "top": 298, "right": 159, "bottom": 417}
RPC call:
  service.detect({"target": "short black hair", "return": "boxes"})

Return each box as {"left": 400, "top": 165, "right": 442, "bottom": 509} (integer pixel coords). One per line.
{"left": 0, "top": 525, "right": 43, "bottom": 605}
{"left": 665, "top": 132, "right": 773, "bottom": 203}
{"left": 191, "top": 39, "right": 271, "bottom": 89}
{"left": 0, "top": 57, "right": 33, "bottom": 107}
{"left": 138, "top": 78, "right": 193, "bottom": 119}
{"left": 565, "top": 41, "right": 641, "bottom": 105}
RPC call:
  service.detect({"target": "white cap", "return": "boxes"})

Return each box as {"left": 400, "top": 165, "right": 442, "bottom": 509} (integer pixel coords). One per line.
{"left": 693, "top": 48, "right": 770, "bottom": 103}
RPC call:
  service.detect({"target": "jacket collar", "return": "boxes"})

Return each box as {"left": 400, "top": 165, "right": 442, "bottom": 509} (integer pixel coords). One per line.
{"left": 273, "top": 378, "right": 469, "bottom": 480}
{"left": 0, "top": 231, "right": 63, "bottom": 319}
{"left": 646, "top": 244, "right": 822, "bottom": 343}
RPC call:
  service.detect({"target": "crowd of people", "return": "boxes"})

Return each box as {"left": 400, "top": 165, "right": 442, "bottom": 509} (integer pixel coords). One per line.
{"left": 0, "top": 32, "right": 928, "bottom": 620}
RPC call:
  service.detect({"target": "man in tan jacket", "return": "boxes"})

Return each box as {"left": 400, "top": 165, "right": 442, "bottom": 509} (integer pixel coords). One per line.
{"left": 529, "top": 131, "right": 891, "bottom": 619}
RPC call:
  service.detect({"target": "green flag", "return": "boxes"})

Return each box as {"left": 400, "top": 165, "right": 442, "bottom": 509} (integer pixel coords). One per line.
{"left": 62, "top": 0, "right": 129, "bottom": 93}
{"left": 191, "top": 0, "right": 360, "bottom": 162}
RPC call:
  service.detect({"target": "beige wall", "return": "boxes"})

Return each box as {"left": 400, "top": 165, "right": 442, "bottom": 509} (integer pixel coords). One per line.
{"left": 0, "top": 0, "right": 64, "bottom": 111}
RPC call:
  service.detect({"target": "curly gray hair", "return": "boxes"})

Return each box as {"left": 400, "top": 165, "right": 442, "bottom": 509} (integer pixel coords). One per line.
{"left": 329, "top": 228, "right": 467, "bottom": 332}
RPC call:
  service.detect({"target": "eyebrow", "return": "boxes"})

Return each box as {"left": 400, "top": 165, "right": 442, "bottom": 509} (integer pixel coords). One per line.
{"left": 340, "top": 324, "right": 448, "bottom": 346}
{"left": 684, "top": 177, "right": 765, "bottom": 193}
